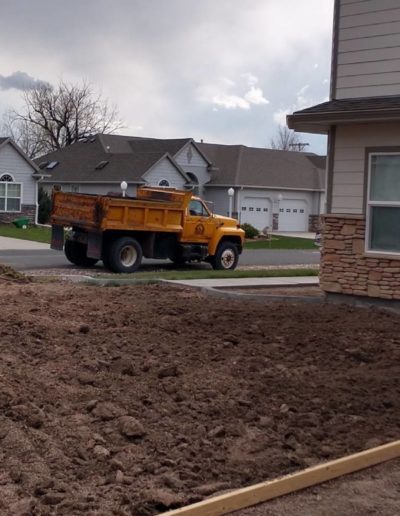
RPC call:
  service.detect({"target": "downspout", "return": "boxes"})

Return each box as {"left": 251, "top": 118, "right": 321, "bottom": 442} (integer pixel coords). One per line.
{"left": 34, "top": 177, "right": 39, "bottom": 225}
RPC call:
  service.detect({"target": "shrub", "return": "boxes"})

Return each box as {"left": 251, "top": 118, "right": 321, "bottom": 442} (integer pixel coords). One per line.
{"left": 38, "top": 187, "right": 52, "bottom": 224}
{"left": 241, "top": 223, "right": 259, "bottom": 239}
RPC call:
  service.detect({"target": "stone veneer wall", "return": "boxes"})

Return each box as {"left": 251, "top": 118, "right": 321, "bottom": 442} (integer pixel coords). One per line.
{"left": 0, "top": 205, "right": 36, "bottom": 224}
{"left": 321, "top": 215, "right": 400, "bottom": 300}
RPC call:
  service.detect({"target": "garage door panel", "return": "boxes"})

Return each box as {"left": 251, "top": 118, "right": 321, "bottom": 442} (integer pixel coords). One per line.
{"left": 279, "top": 200, "right": 308, "bottom": 231}
{"left": 240, "top": 197, "right": 272, "bottom": 230}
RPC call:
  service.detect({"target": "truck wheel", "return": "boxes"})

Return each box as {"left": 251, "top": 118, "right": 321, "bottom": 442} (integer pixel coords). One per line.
{"left": 64, "top": 240, "right": 98, "bottom": 267}
{"left": 211, "top": 242, "right": 239, "bottom": 270}
{"left": 107, "top": 237, "right": 142, "bottom": 273}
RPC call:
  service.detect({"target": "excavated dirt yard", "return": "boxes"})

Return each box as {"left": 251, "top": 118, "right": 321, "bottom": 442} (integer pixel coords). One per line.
{"left": 0, "top": 278, "right": 399, "bottom": 515}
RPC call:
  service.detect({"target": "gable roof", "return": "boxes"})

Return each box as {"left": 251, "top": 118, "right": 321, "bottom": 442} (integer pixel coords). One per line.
{"left": 0, "top": 137, "right": 41, "bottom": 174}
{"left": 37, "top": 135, "right": 191, "bottom": 183}
{"left": 287, "top": 95, "right": 400, "bottom": 134}
{"left": 35, "top": 133, "right": 325, "bottom": 191}
{"left": 198, "top": 142, "right": 326, "bottom": 191}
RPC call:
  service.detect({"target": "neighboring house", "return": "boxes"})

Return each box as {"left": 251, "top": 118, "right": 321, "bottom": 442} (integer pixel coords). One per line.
{"left": 288, "top": 0, "right": 400, "bottom": 301}
{"left": 0, "top": 137, "right": 43, "bottom": 224}
{"left": 198, "top": 142, "right": 325, "bottom": 232}
{"left": 36, "top": 134, "right": 326, "bottom": 232}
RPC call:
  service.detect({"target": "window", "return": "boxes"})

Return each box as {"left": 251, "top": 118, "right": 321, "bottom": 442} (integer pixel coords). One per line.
{"left": 188, "top": 199, "right": 209, "bottom": 217}
{"left": 300, "top": 209, "right": 304, "bottom": 213}
{"left": 0, "top": 175, "right": 21, "bottom": 212}
{"left": 367, "top": 154, "right": 400, "bottom": 253}
{"left": 263, "top": 208, "right": 268, "bottom": 212}
{"left": 46, "top": 161, "right": 59, "bottom": 170}
{"left": 279, "top": 208, "right": 284, "bottom": 213}
{"left": 286, "top": 209, "right": 291, "bottom": 213}
{"left": 256, "top": 207, "right": 261, "bottom": 212}
{"left": 293, "top": 209, "right": 298, "bottom": 213}
{"left": 241, "top": 206, "right": 246, "bottom": 211}
{"left": 249, "top": 207, "right": 254, "bottom": 212}
{"left": 158, "top": 179, "right": 170, "bottom": 187}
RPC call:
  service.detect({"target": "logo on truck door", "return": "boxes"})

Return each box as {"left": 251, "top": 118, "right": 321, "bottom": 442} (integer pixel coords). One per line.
{"left": 195, "top": 224, "right": 205, "bottom": 235}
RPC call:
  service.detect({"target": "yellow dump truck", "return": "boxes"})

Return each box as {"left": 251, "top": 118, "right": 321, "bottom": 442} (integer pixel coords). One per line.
{"left": 51, "top": 187, "right": 245, "bottom": 273}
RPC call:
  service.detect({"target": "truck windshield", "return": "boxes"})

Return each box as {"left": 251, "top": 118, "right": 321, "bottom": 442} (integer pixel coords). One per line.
{"left": 189, "top": 199, "right": 209, "bottom": 217}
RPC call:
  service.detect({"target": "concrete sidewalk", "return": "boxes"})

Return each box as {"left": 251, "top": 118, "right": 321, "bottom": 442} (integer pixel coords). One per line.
{"left": 273, "top": 231, "right": 316, "bottom": 239}
{"left": 167, "top": 276, "right": 319, "bottom": 288}
{"left": 0, "top": 236, "right": 50, "bottom": 251}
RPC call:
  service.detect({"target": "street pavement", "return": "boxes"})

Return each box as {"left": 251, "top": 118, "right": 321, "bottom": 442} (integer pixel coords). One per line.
{"left": 0, "top": 236, "right": 320, "bottom": 271}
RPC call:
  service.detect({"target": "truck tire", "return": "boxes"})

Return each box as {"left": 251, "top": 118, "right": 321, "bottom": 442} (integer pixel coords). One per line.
{"left": 64, "top": 239, "right": 98, "bottom": 267}
{"left": 211, "top": 242, "right": 239, "bottom": 270}
{"left": 107, "top": 237, "right": 143, "bottom": 273}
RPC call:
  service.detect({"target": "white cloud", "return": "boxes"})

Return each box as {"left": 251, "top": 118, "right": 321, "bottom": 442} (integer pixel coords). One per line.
{"left": 273, "top": 84, "right": 326, "bottom": 126}
{"left": 241, "top": 72, "right": 258, "bottom": 87}
{"left": 244, "top": 86, "right": 269, "bottom": 105}
{"left": 212, "top": 93, "right": 250, "bottom": 110}
{"left": 198, "top": 73, "right": 269, "bottom": 110}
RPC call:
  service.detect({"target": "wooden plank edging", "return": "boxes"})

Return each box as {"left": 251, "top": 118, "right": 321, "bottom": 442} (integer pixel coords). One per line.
{"left": 164, "top": 440, "right": 400, "bottom": 515}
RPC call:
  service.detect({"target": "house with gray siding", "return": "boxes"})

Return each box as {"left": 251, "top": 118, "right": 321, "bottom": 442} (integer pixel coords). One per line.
{"left": 288, "top": 0, "right": 400, "bottom": 302}
{"left": 37, "top": 134, "right": 325, "bottom": 233}
{"left": 0, "top": 137, "right": 41, "bottom": 223}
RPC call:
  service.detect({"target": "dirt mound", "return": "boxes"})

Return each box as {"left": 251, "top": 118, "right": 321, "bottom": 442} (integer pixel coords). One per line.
{"left": 0, "top": 282, "right": 399, "bottom": 515}
{"left": 0, "top": 264, "right": 30, "bottom": 283}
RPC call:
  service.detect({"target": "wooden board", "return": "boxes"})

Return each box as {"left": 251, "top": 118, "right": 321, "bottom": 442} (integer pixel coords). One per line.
{"left": 164, "top": 440, "right": 400, "bottom": 515}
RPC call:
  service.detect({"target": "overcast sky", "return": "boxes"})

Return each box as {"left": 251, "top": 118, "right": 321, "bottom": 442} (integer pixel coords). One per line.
{"left": 0, "top": 0, "right": 334, "bottom": 154}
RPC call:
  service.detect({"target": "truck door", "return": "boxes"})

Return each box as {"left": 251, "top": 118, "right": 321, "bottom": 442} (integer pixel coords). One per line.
{"left": 181, "top": 199, "right": 216, "bottom": 243}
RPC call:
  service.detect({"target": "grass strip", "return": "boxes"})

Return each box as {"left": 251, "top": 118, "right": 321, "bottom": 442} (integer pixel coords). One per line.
{"left": 95, "top": 267, "right": 319, "bottom": 281}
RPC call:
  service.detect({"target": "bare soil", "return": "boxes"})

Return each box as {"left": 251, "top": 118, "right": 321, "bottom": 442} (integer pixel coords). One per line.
{"left": 0, "top": 280, "right": 399, "bottom": 515}
{"left": 235, "top": 459, "right": 400, "bottom": 516}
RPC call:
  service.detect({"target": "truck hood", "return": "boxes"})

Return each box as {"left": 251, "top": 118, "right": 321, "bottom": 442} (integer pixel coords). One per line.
{"left": 212, "top": 214, "right": 239, "bottom": 227}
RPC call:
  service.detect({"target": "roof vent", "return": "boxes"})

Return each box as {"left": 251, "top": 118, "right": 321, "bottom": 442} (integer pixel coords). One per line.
{"left": 95, "top": 160, "right": 109, "bottom": 170}
{"left": 46, "top": 161, "right": 59, "bottom": 170}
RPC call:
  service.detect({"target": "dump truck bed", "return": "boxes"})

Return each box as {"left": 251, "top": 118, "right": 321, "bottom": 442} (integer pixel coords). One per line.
{"left": 51, "top": 188, "right": 192, "bottom": 233}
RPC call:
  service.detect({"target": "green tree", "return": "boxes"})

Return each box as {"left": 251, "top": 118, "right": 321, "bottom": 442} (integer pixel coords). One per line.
{"left": 38, "top": 187, "right": 52, "bottom": 224}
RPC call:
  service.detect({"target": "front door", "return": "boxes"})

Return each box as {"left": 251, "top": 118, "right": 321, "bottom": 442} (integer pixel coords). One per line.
{"left": 181, "top": 199, "right": 216, "bottom": 243}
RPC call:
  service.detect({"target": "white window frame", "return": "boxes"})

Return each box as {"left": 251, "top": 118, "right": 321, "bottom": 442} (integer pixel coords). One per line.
{"left": 0, "top": 176, "right": 23, "bottom": 213}
{"left": 366, "top": 152, "right": 400, "bottom": 256}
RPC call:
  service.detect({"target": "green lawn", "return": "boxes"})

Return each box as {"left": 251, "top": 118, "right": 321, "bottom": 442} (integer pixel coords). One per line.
{"left": 244, "top": 235, "right": 317, "bottom": 250}
{"left": 97, "top": 267, "right": 319, "bottom": 281}
{"left": 0, "top": 224, "right": 51, "bottom": 244}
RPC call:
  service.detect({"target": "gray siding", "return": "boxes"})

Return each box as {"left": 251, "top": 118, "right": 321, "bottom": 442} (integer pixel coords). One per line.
{"left": 42, "top": 183, "right": 138, "bottom": 197}
{"left": 143, "top": 157, "right": 186, "bottom": 188}
{"left": 0, "top": 143, "right": 36, "bottom": 205}
{"left": 174, "top": 144, "right": 211, "bottom": 195}
{"left": 331, "top": 122, "right": 400, "bottom": 213}
{"left": 204, "top": 187, "right": 231, "bottom": 217}
{"left": 337, "top": 0, "right": 400, "bottom": 99}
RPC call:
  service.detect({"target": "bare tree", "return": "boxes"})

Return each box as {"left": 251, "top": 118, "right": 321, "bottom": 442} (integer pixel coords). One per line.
{"left": 3, "top": 80, "right": 123, "bottom": 158}
{"left": 270, "top": 126, "right": 309, "bottom": 152}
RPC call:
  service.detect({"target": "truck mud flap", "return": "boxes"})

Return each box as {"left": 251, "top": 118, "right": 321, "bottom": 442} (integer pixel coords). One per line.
{"left": 50, "top": 225, "right": 64, "bottom": 250}
{"left": 87, "top": 231, "right": 103, "bottom": 259}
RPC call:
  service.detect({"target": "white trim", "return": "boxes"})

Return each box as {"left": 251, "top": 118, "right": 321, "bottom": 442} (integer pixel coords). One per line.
{"left": 365, "top": 152, "right": 400, "bottom": 255}
{"left": 0, "top": 173, "right": 16, "bottom": 182}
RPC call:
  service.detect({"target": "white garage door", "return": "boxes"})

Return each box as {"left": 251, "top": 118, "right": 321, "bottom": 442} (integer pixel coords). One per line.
{"left": 279, "top": 200, "right": 308, "bottom": 231}
{"left": 240, "top": 197, "right": 272, "bottom": 231}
